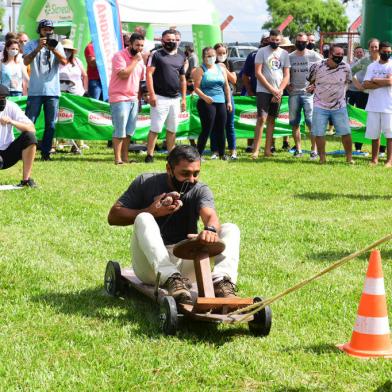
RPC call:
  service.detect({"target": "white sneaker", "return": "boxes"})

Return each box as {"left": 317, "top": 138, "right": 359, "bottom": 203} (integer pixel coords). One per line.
{"left": 210, "top": 154, "right": 218, "bottom": 160}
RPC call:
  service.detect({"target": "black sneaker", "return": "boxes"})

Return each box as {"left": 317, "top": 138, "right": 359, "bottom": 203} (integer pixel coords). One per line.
{"left": 219, "top": 155, "right": 228, "bottom": 161}
{"left": 16, "top": 178, "right": 37, "bottom": 188}
{"left": 270, "top": 145, "right": 276, "bottom": 153}
{"left": 145, "top": 154, "right": 154, "bottom": 163}
{"left": 41, "top": 154, "right": 52, "bottom": 161}
{"left": 282, "top": 141, "right": 290, "bottom": 150}
{"left": 165, "top": 273, "right": 192, "bottom": 303}
{"left": 245, "top": 146, "right": 253, "bottom": 153}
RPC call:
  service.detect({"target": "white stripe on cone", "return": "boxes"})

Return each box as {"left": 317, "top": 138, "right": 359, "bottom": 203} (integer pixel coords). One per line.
{"left": 354, "top": 316, "right": 391, "bottom": 335}
{"left": 363, "top": 278, "right": 385, "bottom": 295}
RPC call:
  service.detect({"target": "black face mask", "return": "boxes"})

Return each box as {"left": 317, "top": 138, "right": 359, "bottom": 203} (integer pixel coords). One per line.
{"left": 0, "top": 99, "right": 6, "bottom": 112}
{"left": 270, "top": 42, "right": 278, "bottom": 50}
{"left": 163, "top": 41, "right": 176, "bottom": 52}
{"left": 332, "top": 56, "right": 343, "bottom": 65}
{"left": 295, "top": 41, "right": 307, "bottom": 51}
{"left": 130, "top": 48, "right": 138, "bottom": 56}
{"left": 380, "top": 52, "right": 391, "bottom": 61}
{"left": 307, "top": 43, "right": 315, "bottom": 50}
{"left": 169, "top": 169, "right": 197, "bottom": 195}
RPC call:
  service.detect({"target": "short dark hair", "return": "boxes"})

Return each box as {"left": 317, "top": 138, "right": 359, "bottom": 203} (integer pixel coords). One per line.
{"left": 354, "top": 46, "right": 363, "bottom": 51}
{"left": 331, "top": 44, "right": 345, "bottom": 54}
{"left": 162, "top": 29, "right": 177, "bottom": 38}
{"left": 269, "top": 29, "right": 281, "bottom": 38}
{"left": 167, "top": 145, "right": 201, "bottom": 168}
{"left": 296, "top": 32, "right": 307, "bottom": 39}
{"left": 185, "top": 45, "right": 194, "bottom": 53}
{"left": 379, "top": 41, "right": 391, "bottom": 51}
{"left": 130, "top": 33, "right": 144, "bottom": 44}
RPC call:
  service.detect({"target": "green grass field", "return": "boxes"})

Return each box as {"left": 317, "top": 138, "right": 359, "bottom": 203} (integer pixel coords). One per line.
{"left": 1, "top": 140, "right": 392, "bottom": 391}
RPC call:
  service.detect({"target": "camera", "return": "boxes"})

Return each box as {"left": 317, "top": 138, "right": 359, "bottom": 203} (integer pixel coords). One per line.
{"left": 46, "top": 33, "right": 58, "bottom": 48}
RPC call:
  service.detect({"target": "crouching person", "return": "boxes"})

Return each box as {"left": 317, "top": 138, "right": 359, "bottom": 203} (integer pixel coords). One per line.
{"left": 0, "top": 85, "right": 37, "bottom": 187}
{"left": 108, "top": 145, "right": 240, "bottom": 304}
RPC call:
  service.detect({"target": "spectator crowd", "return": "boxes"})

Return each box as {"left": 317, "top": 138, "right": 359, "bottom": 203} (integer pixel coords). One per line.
{"left": 0, "top": 19, "right": 391, "bottom": 187}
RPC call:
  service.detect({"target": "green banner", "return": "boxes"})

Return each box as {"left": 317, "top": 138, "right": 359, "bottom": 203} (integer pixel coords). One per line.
{"left": 11, "top": 94, "right": 375, "bottom": 144}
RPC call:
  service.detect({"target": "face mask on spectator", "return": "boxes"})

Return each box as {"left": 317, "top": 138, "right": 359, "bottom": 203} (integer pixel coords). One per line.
{"left": 380, "top": 52, "right": 391, "bottom": 61}
{"left": 130, "top": 48, "right": 138, "bottom": 56}
{"left": 295, "top": 41, "right": 307, "bottom": 51}
{"left": 8, "top": 49, "right": 19, "bottom": 57}
{"left": 270, "top": 42, "right": 278, "bottom": 49}
{"left": 307, "top": 43, "right": 315, "bottom": 50}
{"left": 206, "top": 56, "right": 216, "bottom": 65}
{"left": 162, "top": 41, "right": 176, "bottom": 52}
{"left": 332, "top": 55, "right": 343, "bottom": 64}
{"left": 217, "top": 54, "right": 227, "bottom": 63}
{"left": 0, "top": 98, "right": 6, "bottom": 112}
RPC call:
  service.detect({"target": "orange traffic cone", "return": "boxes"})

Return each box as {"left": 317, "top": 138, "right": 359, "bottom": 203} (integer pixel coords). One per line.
{"left": 337, "top": 249, "right": 392, "bottom": 358}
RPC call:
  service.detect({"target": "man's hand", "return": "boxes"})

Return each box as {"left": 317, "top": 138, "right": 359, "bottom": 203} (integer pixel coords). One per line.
{"left": 187, "top": 230, "right": 219, "bottom": 244}
{"left": 0, "top": 116, "right": 13, "bottom": 126}
{"left": 306, "top": 84, "right": 315, "bottom": 94}
{"left": 149, "top": 94, "right": 157, "bottom": 107}
{"left": 148, "top": 193, "right": 183, "bottom": 218}
{"left": 38, "top": 37, "right": 47, "bottom": 50}
{"left": 271, "top": 87, "right": 282, "bottom": 101}
{"left": 133, "top": 52, "right": 143, "bottom": 62}
{"left": 227, "top": 102, "right": 233, "bottom": 112}
{"left": 181, "top": 98, "right": 187, "bottom": 112}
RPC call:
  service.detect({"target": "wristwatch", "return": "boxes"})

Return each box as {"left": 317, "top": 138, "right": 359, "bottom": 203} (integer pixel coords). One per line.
{"left": 204, "top": 225, "right": 217, "bottom": 233}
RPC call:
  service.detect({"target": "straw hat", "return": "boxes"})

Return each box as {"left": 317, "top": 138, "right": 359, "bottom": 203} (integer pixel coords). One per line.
{"left": 279, "top": 37, "right": 294, "bottom": 48}
{"left": 61, "top": 39, "right": 77, "bottom": 52}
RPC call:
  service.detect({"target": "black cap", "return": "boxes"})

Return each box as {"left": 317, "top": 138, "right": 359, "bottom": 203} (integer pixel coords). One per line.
{"left": 37, "top": 19, "right": 54, "bottom": 33}
{"left": 0, "top": 85, "right": 10, "bottom": 96}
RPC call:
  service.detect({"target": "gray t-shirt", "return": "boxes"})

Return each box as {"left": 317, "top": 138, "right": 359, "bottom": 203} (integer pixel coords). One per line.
{"left": 288, "top": 50, "right": 322, "bottom": 95}
{"left": 255, "top": 46, "right": 290, "bottom": 93}
{"left": 118, "top": 173, "right": 215, "bottom": 245}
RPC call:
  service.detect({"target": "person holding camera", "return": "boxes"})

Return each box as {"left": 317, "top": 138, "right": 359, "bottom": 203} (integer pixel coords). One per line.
{"left": 23, "top": 19, "right": 67, "bottom": 161}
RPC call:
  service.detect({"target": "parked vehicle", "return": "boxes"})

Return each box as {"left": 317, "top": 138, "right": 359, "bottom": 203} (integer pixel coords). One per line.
{"left": 227, "top": 45, "right": 258, "bottom": 94}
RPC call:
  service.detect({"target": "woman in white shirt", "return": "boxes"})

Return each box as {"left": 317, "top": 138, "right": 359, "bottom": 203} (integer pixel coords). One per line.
{"left": 0, "top": 39, "right": 29, "bottom": 96}
{"left": 58, "top": 39, "right": 89, "bottom": 152}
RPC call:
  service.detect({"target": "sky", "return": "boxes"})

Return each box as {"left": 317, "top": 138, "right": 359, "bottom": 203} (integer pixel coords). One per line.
{"left": 178, "top": 0, "right": 362, "bottom": 43}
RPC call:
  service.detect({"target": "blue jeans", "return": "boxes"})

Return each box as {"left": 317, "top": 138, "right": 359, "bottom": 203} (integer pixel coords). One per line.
{"left": 88, "top": 79, "right": 103, "bottom": 100}
{"left": 211, "top": 96, "right": 236, "bottom": 151}
{"left": 289, "top": 94, "right": 313, "bottom": 127}
{"left": 25, "top": 96, "right": 59, "bottom": 157}
{"left": 110, "top": 100, "right": 138, "bottom": 138}
{"left": 311, "top": 106, "right": 351, "bottom": 137}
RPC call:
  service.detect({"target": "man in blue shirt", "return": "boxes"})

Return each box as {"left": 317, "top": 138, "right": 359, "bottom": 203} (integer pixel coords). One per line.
{"left": 23, "top": 19, "right": 67, "bottom": 160}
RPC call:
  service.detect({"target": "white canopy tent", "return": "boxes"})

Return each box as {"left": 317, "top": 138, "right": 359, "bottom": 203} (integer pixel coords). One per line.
{"left": 117, "top": 0, "right": 218, "bottom": 25}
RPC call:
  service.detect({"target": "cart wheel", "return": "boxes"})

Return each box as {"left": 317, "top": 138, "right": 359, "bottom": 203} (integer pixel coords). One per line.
{"left": 160, "top": 296, "right": 178, "bottom": 336}
{"left": 248, "top": 296, "right": 272, "bottom": 337}
{"left": 104, "top": 261, "right": 124, "bottom": 297}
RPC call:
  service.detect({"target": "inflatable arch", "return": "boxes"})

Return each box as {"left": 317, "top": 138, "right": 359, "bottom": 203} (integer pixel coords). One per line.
{"left": 17, "top": 0, "right": 222, "bottom": 62}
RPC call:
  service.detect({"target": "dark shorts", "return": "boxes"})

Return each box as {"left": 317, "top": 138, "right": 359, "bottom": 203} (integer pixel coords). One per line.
{"left": 257, "top": 92, "right": 281, "bottom": 118}
{"left": 0, "top": 132, "right": 37, "bottom": 170}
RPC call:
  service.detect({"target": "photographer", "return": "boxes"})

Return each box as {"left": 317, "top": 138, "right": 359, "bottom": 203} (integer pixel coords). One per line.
{"left": 23, "top": 19, "right": 67, "bottom": 161}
